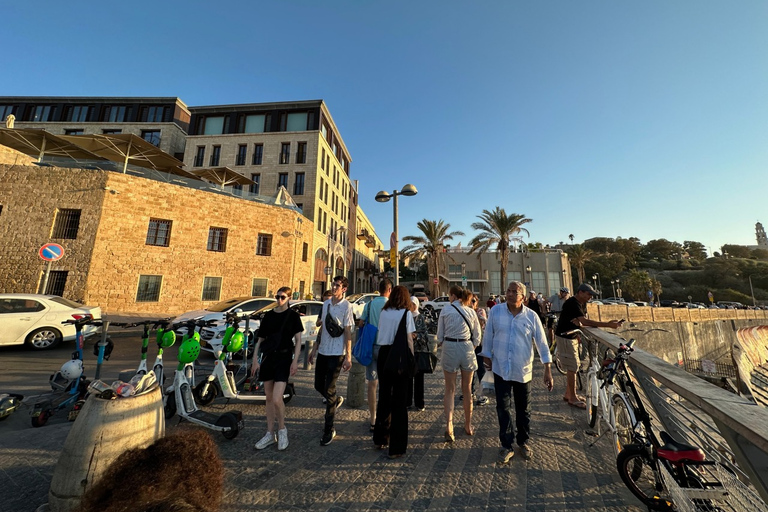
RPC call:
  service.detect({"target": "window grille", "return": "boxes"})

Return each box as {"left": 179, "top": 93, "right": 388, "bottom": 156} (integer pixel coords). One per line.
{"left": 136, "top": 275, "right": 162, "bottom": 302}
{"left": 45, "top": 271, "right": 68, "bottom": 297}
{"left": 202, "top": 277, "right": 222, "bottom": 301}
{"left": 256, "top": 234, "right": 272, "bottom": 256}
{"left": 146, "top": 219, "right": 172, "bottom": 247}
{"left": 51, "top": 209, "right": 81, "bottom": 239}
{"left": 207, "top": 227, "right": 228, "bottom": 252}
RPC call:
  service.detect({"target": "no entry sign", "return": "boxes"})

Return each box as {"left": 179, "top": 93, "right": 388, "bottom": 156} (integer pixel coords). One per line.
{"left": 39, "top": 243, "right": 64, "bottom": 261}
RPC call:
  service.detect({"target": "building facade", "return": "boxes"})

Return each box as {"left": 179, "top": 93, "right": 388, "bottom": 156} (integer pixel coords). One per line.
{"left": 438, "top": 247, "right": 572, "bottom": 300}
{"left": 183, "top": 100, "right": 355, "bottom": 297}
{"left": 0, "top": 164, "right": 312, "bottom": 315}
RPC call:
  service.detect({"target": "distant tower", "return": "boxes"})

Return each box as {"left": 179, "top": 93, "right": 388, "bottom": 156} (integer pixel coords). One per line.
{"left": 757, "top": 222, "right": 768, "bottom": 247}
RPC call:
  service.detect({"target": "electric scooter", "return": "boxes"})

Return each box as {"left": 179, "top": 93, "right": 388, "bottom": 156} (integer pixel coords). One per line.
{"left": 164, "top": 318, "right": 243, "bottom": 439}
{"left": 114, "top": 318, "right": 174, "bottom": 390}
{"left": 31, "top": 318, "right": 110, "bottom": 427}
{"left": 0, "top": 393, "right": 23, "bottom": 420}
{"left": 193, "top": 310, "right": 295, "bottom": 405}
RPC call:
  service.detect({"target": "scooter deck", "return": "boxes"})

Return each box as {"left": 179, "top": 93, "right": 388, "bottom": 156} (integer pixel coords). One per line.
{"left": 189, "top": 410, "right": 222, "bottom": 424}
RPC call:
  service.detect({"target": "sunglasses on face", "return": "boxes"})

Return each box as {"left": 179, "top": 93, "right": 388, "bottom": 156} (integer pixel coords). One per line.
{"left": 275, "top": 295, "right": 288, "bottom": 300}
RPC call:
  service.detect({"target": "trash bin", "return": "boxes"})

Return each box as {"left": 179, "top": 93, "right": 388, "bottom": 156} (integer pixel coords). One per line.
{"left": 47, "top": 385, "right": 165, "bottom": 512}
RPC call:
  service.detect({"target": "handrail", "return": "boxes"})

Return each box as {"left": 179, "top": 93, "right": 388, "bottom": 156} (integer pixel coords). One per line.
{"left": 585, "top": 327, "right": 768, "bottom": 504}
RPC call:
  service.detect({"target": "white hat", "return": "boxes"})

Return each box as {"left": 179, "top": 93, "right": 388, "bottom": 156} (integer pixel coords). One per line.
{"left": 410, "top": 296, "right": 421, "bottom": 315}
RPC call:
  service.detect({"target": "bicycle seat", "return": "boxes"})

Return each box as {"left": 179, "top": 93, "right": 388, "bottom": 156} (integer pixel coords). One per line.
{"left": 658, "top": 431, "right": 705, "bottom": 462}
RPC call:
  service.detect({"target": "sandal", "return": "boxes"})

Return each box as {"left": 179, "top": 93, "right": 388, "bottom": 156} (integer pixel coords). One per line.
{"left": 568, "top": 400, "right": 587, "bottom": 410}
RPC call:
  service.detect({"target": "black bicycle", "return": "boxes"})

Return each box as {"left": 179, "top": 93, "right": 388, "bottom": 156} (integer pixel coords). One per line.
{"left": 606, "top": 338, "right": 733, "bottom": 511}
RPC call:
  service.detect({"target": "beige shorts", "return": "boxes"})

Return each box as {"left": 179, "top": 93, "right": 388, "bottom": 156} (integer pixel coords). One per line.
{"left": 441, "top": 340, "right": 477, "bottom": 373}
{"left": 556, "top": 335, "right": 581, "bottom": 373}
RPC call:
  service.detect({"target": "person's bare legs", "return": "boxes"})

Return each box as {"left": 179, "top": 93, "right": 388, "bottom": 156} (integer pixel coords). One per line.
{"left": 263, "top": 380, "right": 276, "bottom": 433}
{"left": 460, "top": 369, "right": 474, "bottom": 434}
{"left": 443, "top": 370, "right": 456, "bottom": 436}
{"left": 367, "top": 379, "right": 377, "bottom": 427}
{"left": 564, "top": 370, "right": 577, "bottom": 402}
{"left": 270, "top": 381, "right": 288, "bottom": 429}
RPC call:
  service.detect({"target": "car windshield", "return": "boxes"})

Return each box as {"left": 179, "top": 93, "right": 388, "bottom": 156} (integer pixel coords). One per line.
{"left": 49, "top": 296, "right": 85, "bottom": 308}
{"left": 206, "top": 297, "right": 254, "bottom": 312}
{"left": 346, "top": 293, "right": 366, "bottom": 302}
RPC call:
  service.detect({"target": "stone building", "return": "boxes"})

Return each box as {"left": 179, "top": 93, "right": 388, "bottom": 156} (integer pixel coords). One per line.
{"left": 0, "top": 164, "right": 312, "bottom": 315}
{"left": 0, "top": 96, "right": 383, "bottom": 296}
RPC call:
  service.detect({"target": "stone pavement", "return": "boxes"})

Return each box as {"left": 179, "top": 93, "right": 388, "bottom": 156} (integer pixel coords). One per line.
{"left": 0, "top": 361, "right": 645, "bottom": 512}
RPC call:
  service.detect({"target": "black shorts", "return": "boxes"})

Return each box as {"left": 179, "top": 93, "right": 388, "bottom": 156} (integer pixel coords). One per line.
{"left": 258, "top": 351, "right": 293, "bottom": 382}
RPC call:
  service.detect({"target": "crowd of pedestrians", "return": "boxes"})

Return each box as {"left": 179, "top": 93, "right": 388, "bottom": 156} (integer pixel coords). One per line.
{"left": 247, "top": 277, "right": 623, "bottom": 465}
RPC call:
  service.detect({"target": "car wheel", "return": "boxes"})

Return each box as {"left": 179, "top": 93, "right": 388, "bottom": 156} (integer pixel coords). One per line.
{"left": 25, "top": 328, "right": 62, "bottom": 350}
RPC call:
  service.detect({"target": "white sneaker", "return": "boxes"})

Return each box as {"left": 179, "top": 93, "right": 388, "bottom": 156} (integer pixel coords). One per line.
{"left": 277, "top": 428, "right": 288, "bottom": 451}
{"left": 255, "top": 431, "right": 276, "bottom": 450}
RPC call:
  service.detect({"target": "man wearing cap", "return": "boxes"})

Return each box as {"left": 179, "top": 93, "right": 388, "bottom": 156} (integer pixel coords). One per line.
{"left": 547, "top": 287, "right": 570, "bottom": 342}
{"left": 555, "top": 283, "right": 624, "bottom": 408}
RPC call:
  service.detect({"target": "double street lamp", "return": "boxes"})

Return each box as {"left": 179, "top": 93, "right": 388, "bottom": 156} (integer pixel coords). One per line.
{"left": 375, "top": 184, "right": 418, "bottom": 286}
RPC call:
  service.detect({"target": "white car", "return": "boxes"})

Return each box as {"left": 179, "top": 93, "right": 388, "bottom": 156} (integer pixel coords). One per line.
{"left": 0, "top": 294, "right": 102, "bottom": 350}
{"left": 172, "top": 296, "right": 275, "bottom": 335}
{"left": 423, "top": 296, "right": 451, "bottom": 311}
{"left": 347, "top": 293, "right": 380, "bottom": 320}
{"left": 199, "top": 300, "right": 324, "bottom": 352}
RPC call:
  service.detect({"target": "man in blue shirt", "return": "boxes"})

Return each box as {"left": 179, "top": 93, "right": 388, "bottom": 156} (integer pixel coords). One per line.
{"left": 480, "top": 281, "right": 553, "bottom": 464}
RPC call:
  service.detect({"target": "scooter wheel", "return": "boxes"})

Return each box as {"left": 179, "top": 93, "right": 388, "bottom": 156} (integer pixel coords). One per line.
{"left": 164, "top": 393, "right": 177, "bottom": 420}
{"left": 31, "top": 408, "right": 51, "bottom": 428}
{"left": 217, "top": 412, "right": 240, "bottom": 440}
{"left": 283, "top": 383, "right": 295, "bottom": 405}
{"left": 193, "top": 381, "right": 218, "bottom": 406}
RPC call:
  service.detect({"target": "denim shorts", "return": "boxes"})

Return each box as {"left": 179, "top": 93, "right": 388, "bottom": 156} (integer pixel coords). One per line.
{"left": 365, "top": 344, "right": 381, "bottom": 381}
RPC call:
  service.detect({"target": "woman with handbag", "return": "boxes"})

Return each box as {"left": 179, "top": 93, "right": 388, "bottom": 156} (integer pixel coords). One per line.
{"left": 408, "top": 296, "right": 434, "bottom": 412}
{"left": 372, "top": 285, "right": 416, "bottom": 459}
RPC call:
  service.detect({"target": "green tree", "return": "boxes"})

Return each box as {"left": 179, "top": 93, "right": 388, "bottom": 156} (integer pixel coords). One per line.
{"left": 683, "top": 241, "right": 708, "bottom": 262}
{"left": 402, "top": 219, "right": 464, "bottom": 298}
{"left": 467, "top": 207, "right": 532, "bottom": 293}
{"left": 721, "top": 244, "right": 751, "bottom": 258}
{"left": 622, "top": 269, "right": 653, "bottom": 301}
{"left": 752, "top": 248, "right": 768, "bottom": 260}
{"left": 642, "top": 239, "right": 683, "bottom": 261}
{"left": 568, "top": 244, "right": 595, "bottom": 286}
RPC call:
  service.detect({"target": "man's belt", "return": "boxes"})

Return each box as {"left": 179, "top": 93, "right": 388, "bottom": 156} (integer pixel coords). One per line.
{"left": 444, "top": 337, "right": 469, "bottom": 342}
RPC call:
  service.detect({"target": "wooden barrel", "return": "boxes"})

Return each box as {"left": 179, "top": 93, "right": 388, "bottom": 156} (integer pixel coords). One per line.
{"left": 48, "top": 385, "right": 165, "bottom": 512}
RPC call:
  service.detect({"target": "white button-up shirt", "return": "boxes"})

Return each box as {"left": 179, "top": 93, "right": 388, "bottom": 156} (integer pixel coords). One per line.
{"left": 479, "top": 303, "right": 551, "bottom": 383}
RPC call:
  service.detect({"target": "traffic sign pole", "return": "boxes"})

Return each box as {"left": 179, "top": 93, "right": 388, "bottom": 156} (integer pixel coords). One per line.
{"left": 38, "top": 243, "right": 65, "bottom": 294}
{"left": 40, "top": 260, "right": 52, "bottom": 294}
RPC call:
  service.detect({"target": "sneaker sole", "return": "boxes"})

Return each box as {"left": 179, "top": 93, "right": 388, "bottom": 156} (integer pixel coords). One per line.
{"left": 255, "top": 441, "right": 276, "bottom": 450}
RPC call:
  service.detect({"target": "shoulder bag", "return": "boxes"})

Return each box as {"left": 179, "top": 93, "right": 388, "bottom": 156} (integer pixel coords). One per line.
{"left": 324, "top": 303, "right": 345, "bottom": 338}
{"left": 451, "top": 304, "right": 477, "bottom": 346}
{"left": 414, "top": 314, "right": 437, "bottom": 373}
{"left": 352, "top": 304, "right": 377, "bottom": 366}
{"left": 383, "top": 310, "right": 416, "bottom": 378}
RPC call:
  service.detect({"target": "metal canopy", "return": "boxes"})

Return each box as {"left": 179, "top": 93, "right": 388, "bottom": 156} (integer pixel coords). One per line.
{"left": 0, "top": 128, "right": 106, "bottom": 162}
{"left": 59, "top": 133, "right": 184, "bottom": 174}
{"left": 190, "top": 167, "right": 255, "bottom": 189}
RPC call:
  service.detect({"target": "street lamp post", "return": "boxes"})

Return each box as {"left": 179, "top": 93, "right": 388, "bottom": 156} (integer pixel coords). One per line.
{"left": 592, "top": 274, "right": 597, "bottom": 293}
{"left": 611, "top": 279, "right": 616, "bottom": 298}
{"left": 281, "top": 217, "right": 303, "bottom": 297}
{"left": 748, "top": 275, "right": 757, "bottom": 307}
{"left": 616, "top": 278, "right": 621, "bottom": 299}
{"left": 375, "top": 184, "right": 418, "bottom": 286}
{"left": 526, "top": 265, "right": 532, "bottom": 288}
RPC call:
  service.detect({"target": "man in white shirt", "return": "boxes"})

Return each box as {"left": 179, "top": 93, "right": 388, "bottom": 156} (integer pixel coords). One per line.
{"left": 309, "top": 276, "right": 354, "bottom": 446}
{"left": 480, "top": 281, "right": 553, "bottom": 464}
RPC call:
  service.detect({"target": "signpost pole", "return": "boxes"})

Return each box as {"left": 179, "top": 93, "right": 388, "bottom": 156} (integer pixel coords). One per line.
{"left": 40, "top": 260, "right": 52, "bottom": 294}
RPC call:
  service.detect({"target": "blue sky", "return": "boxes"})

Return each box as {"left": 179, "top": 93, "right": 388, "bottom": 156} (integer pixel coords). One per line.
{"left": 5, "top": 1, "right": 767, "bottom": 255}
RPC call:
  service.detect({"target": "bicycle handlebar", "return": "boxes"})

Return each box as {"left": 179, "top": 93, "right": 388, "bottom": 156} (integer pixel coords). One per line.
{"left": 111, "top": 318, "right": 172, "bottom": 328}
{"left": 62, "top": 317, "right": 102, "bottom": 327}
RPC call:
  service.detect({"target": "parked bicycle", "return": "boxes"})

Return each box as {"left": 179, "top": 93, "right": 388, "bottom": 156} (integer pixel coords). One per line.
{"left": 602, "top": 333, "right": 735, "bottom": 511}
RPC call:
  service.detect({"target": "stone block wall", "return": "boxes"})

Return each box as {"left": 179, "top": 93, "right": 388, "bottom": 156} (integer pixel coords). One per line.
{"left": 0, "top": 165, "right": 313, "bottom": 315}
{"left": 0, "top": 145, "right": 34, "bottom": 165}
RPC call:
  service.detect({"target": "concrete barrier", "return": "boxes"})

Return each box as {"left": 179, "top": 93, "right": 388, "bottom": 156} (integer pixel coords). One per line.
{"left": 48, "top": 385, "right": 165, "bottom": 512}
{"left": 346, "top": 360, "right": 366, "bottom": 408}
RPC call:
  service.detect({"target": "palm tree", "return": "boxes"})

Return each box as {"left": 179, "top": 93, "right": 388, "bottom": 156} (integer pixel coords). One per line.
{"left": 568, "top": 244, "right": 595, "bottom": 285}
{"left": 402, "top": 219, "right": 464, "bottom": 298}
{"left": 467, "top": 208, "right": 532, "bottom": 292}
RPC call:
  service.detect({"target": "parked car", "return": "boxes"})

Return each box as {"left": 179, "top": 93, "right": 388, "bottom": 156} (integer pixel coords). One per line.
{"left": 423, "top": 296, "right": 451, "bottom": 311}
{"left": 0, "top": 294, "right": 102, "bottom": 350}
{"left": 347, "top": 292, "right": 380, "bottom": 320}
{"left": 659, "top": 300, "right": 681, "bottom": 308}
{"left": 172, "top": 296, "right": 275, "bottom": 335}
{"left": 716, "top": 301, "right": 746, "bottom": 309}
{"left": 199, "top": 300, "right": 323, "bottom": 351}
{"left": 413, "top": 292, "right": 429, "bottom": 303}
{"left": 602, "top": 297, "right": 626, "bottom": 304}
{"left": 633, "top": 301, "right": 651, "bottom": 307}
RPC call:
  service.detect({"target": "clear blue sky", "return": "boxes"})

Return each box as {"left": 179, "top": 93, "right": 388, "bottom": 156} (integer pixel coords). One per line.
{"left": 5, "top": 1, "right": 767, "bottom": 255}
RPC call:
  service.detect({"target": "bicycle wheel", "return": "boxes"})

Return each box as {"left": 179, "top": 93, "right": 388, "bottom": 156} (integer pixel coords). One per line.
{"left": 612, "top": 394, "right": 636, "bottom": 456}
{"left": 616, "top": 445, "right": 673, "bottom": 511}
{"left": 550, "top": 339, "right": 566, "bottom": 375}
{"left": 586, "top": 372, "right": 598, "bottom": 428}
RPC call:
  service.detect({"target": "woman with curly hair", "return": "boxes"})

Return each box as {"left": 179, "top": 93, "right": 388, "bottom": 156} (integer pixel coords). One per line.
{"left": 75, "top": 430, "right": 223, "bottom": 512}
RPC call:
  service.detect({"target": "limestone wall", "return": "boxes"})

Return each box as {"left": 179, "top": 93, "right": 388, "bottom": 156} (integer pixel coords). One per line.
{"left": 0, "top": 164, "right": 313, "bottom": 315}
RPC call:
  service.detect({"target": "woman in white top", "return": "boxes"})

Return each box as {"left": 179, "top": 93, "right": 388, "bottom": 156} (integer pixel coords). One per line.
{"left": 372, "top": 285, "right": 416, "bottom": 459}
